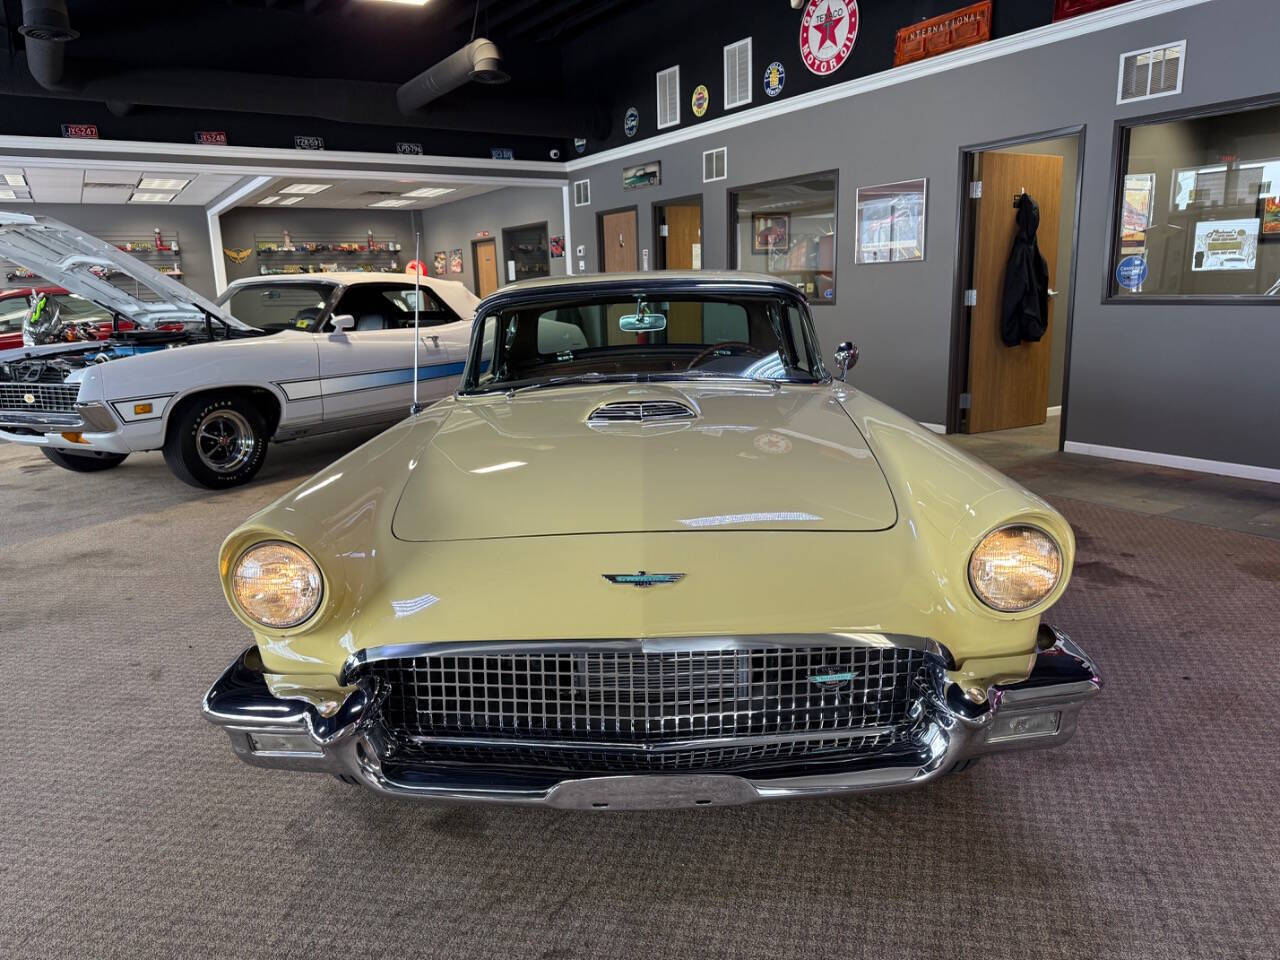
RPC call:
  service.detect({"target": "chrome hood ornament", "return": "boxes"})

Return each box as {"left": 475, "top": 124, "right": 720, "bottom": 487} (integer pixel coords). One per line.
{"left": 602, "top": 571, "right": 686, "bottom": 588}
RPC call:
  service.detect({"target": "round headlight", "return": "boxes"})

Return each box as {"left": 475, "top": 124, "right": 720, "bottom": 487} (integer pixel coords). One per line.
{"left": 968, "top": 524, "right": 1062, "bottom": 612}
{"left": 231, "top": 542, "right": 323, "bottom": 628}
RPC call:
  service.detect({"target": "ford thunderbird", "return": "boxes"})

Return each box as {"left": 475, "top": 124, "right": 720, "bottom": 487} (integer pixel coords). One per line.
{"left": 0, "top": 212, "right": 477, "bottom": 487}
{"left": 204, "top": 271, "right": 1101, "bottom": 809}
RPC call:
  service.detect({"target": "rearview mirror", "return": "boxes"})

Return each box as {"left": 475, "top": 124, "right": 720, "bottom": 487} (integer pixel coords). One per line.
{"left": 330, "top": 314, "right": 356, "bottom": 332}
{"left": 619, "top": 313, "right": 667, "bottom": 333}
{"left": 834, "top": 341, "right": 858, "bottom": 381}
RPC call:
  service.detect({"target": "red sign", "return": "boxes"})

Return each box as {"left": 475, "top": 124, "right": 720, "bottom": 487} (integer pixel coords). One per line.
{"left": 61, "top": 123, "right": 99, "bottom": 139}
{"left": 799, "top": 0, "right": 859, "bottom": 76}
{"left": 1052, "top": 0, "right": 1127, "bottom": 20}
{"left": 194, "top": 130, "right": 228, "bottom": 145}
{"left": 405, "top": 260, "right": 426, "bottom": 276}
{"left": 894, "top": 2, "right": 992, "bottom": 66}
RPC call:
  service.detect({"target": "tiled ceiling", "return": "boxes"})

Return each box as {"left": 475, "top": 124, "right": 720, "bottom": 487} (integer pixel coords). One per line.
{"left": 241, "top": 178, "right": 503, "bottom": 211}
{"left": 0, "top": 166, "right": 242, "bottom": 205}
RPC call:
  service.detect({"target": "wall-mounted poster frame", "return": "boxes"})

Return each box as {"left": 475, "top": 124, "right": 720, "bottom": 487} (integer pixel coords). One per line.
{"left": 854, "top": 178, "right": 927, "bottom": 263}
{"left": 750, "top": 213, "right": 790, "bottom": 255}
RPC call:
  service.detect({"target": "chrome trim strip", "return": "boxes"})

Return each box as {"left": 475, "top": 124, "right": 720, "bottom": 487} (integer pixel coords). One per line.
{"left": 340, "top": 633, "right": 946, "bottom": 684}
{"left": 0, "top": 410, "right": 83, "bottom": 429}
{"left": 401, "top": 726, "right": 899, "bottom": 754}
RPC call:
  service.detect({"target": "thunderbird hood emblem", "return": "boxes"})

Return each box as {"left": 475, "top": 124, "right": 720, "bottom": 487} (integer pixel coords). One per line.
{"left": 602, "top": 571, "right": 686, "bottom": 588}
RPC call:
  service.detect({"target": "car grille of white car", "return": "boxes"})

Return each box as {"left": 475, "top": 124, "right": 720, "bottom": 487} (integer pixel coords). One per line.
{"left": 0, "top": 382, "right": 79, "bottom": 413}
{"left": 365, "top": 644, "right": 936, "bottom": 774}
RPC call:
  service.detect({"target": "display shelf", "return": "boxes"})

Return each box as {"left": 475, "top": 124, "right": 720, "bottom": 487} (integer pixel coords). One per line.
{"left": 251, "top": 231, "right": 402, "bottom": 275}
{"left": 0, "top": 229, "right": 185, "bottom": 303}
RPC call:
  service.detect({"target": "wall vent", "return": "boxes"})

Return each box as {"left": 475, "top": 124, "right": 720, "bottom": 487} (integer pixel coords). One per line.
{"left": 724, "top": 37, "right": 752, "bottom": 110}
{"left": 703, "top": 147, "right": 727, "bottom": 183}
{"left": 656, "top": 65, "right": 680, "bottom": 130}
{"left": 573, "top": 179, "right": 591, "bottom": 207}
{"left": 1117, "top": 40, "right": 1185, "bottom": 104}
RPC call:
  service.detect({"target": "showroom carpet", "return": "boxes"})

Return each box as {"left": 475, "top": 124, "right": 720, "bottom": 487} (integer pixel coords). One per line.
{"left": 2, "top": 441, "right": 1278, "bottom": 960}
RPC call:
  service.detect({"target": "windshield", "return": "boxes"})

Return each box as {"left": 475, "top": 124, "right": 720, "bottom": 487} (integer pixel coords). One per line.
{"left": 463, "top": 293, "right": 825, "bottom": 392}
{"left": 217, "top": 281, "right": 335, "bottom": 332}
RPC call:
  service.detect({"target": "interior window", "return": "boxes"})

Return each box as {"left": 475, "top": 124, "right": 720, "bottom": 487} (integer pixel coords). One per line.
{"left": 729, "top": 172, "right": 838, "bottom": 303}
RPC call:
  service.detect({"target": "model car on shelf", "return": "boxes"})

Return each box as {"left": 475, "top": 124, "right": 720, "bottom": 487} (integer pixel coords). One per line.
{"left": 203, "top": 271, "right": 1101, "bottom": 810}
{"left": 0, "top": 213, "right": 478, "bottom": 487}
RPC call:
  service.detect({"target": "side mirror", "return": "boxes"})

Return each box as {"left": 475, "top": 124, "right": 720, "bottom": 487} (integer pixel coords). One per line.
{"left": 330, "top": 313, "right": 356, "bottom": 333}
{"left": 833, "top": 341, "right": 859, "bottom": 381}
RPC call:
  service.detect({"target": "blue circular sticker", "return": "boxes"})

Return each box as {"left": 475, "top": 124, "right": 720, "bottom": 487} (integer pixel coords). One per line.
{"left": 573, "top": 138, "right": 586, "bottom": 154}
{"left": 624, "top": 107, "right": 639, "bottom": 138}
{"left": 763, "top": 61, "right": 786, "bottom": 98}
{"left": 1116, "top": 255, "right": 1148, "bottom": 290}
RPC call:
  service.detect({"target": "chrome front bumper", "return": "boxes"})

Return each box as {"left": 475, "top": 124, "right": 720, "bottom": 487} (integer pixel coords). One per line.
{"left": 0, "top": 401, "right": 122, "bottom": 448}
{"left": 202, "top": 625, "right": 1101, "bottom": 810}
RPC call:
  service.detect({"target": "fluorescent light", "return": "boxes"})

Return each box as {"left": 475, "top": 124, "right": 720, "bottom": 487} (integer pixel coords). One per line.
{"left": 402, "top": 186, "right": 456, "bottom": 198}
{"left": 278, "top": 196, "right": 305, "bottom": 205}
{"left": 138, "top": 177, "right": 190, "bottom": 191}
{"left": 257, "top": 196, "right": 282, "bottom": 205}
{"left": 280, "top": 183, "right": 332, "bottom": 194}
{"left": 368, "top": 0, "right": 431, "bottom": 5}
{"left": 0, "top": 188, "right": 16, "bottom": 200}
{"left": 3, "top": 173, "right": 26, "bottom": 187}
{"left": 129, "top": 192, "right": 176, "bottom": 203}
{"left": 369, "top": 198, "right": 412, "bottom": 207}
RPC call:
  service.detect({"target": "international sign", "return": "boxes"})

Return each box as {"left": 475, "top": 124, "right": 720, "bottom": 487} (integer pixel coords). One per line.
{"left": 894, "top": 1, "right": 992, "bottom": 67}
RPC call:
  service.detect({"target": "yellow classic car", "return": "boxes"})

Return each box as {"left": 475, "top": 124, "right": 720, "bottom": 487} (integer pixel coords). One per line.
{"left": 204, "top": 271, "right": 1100, "bottom": 809}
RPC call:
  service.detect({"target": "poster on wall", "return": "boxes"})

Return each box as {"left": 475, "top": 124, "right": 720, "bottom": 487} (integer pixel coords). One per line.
{"left": 1260, "top": 196, "right": 1280, "bottom": 238}
{"left": 1120, "top": 173, "right": 1155, "bottom": 257}
{"left": 549, "top": 236, "right": 565, "bottom": 258}
{"left": 854, "top": 178, "right": 927, "bottom": 263}
{"left": 623, "top": 162, "right": 661, "bottom": 190}
{"left": 893, "top": 1, "right": 991, "bottom": 67}
{"left": 751, "top": 213, "right": 790, "bottom": 255}
{"left": 448, "top": 249, "right": 463, "bottom": 274}
{"left": 1191, "top": 219, "right": 1259, "bottom": 271}
{"left": 432, "top": 251, "right": 447, "bottom": 276}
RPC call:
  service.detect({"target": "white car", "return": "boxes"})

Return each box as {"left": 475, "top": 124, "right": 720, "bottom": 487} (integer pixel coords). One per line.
{"left": 0, "top": 213, "right": 478, "bottom": 487}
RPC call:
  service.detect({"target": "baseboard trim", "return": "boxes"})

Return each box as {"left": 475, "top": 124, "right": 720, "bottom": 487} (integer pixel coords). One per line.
{"left": 920, "top": 422, "right": 947, "bottom": 434}
{"left": 1063, "top": 441, "right": 1280, "bottom": 484}
{"left": 1046, "top": 405, "right": 1062, "bottom": 417}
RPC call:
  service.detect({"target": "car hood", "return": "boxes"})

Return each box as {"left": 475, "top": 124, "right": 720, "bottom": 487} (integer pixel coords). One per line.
{"left": 0, "top": 212, "right": 243, "bottom": 329}
{"left": 392, "top": 382, "right": 898, "bottom": 541}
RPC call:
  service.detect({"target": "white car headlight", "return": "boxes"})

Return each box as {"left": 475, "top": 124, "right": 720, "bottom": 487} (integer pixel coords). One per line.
{"left": 231, "top": 542, "right": 323, "bottom": 628}
{"left": 968, "top": 524, "right": 1062, "bottom": 612}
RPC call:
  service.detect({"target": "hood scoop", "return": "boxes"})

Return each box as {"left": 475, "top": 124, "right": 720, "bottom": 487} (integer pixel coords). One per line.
{"left": 587, "top": 400, "right": 697, "bottom": 425}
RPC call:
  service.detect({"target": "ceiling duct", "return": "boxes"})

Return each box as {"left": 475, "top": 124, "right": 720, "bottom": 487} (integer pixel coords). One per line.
{"left": 396, "top": 38, "right": 509, "bottom": 115}
{"left": 18, "top": 0, "right": 77, "bottom": 89}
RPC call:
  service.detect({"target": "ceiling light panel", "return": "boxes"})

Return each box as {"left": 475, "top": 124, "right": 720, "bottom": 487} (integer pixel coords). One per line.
{"left": 280, "top": 183, "right": 332, "bottom": 194}
{"left": 138, "top": 177, "right": 191, "bottom": 191}
{"left": 401, "top": 186, "right": 456, "bottom": 198}
{"left": 3, "top": 173, "right": 26, "bottom": 187}
{"left": 129, "top": 192, "right": 176, "bottom": 203}
{"left": 369, "top": 198, "right": 413, "bottom": 207}
{"left": 0, "top": 188, "right": 17, "bottom": 200}
{"left": 278, "top": 196, "right": 305, "bottom": 205}
{"left": 258, "top": 196, "right": 282, "bottom": 205}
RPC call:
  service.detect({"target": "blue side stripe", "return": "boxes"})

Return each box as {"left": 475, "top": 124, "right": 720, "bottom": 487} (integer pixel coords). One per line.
{"left": 320, "top": 362, "right": 465, "bottom": 396}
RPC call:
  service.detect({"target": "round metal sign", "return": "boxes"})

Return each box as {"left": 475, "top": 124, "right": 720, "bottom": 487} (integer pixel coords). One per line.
{"left": 799, "top": 0, "right": 859, "bottom": 76}
{"left": 691, "top": 84, "right": 710, "bottom": 117}
{"left": 763, "top": 61, "right": 786, "bottom": 97}
{"left": 624, "top": 107, "right": 639, "bottom": 138}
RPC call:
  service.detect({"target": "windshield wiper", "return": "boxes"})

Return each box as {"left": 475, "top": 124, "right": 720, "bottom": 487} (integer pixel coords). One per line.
{"left": 503, "top": 372, "right": 641, "bottom": 395}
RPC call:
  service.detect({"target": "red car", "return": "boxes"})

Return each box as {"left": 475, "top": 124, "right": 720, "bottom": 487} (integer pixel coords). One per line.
{"left": 0, "top": 285, "right": 173, "bottom": 350}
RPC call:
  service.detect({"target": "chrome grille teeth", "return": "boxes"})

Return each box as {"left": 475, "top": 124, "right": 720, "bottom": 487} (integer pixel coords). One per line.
{"left": 0, "top": 382, "right": 79, "bottom": 413}
{"left": 587, "top": 400, "right": 696, "bottom": 424}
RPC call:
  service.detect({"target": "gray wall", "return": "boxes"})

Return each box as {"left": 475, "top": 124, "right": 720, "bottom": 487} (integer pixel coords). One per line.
{"left": 218, "top": 206, "right": 418, "bottom": 285}
{"left": 567, "top": 0, "right": 1280, "bottom": 470}
{"left": 0, "top": 202, "right": 217, "bottom": 299}
{"left": 416, "top": 186, "right": 566, "bottom": 295}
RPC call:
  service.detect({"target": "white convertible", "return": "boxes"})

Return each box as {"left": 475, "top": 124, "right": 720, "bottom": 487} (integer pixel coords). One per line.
{"left": 0, "top": 213, "right": 478, "bottom": 487}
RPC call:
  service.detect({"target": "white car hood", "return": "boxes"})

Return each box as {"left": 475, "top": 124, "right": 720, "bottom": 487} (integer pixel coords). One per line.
{"left": 0, "top": 211, "right": 244, "bottom": 329}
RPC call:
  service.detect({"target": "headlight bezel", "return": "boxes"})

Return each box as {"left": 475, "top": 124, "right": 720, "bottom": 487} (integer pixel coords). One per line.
{"left": 967, "top": 522, "right": 1064, "bottom": 615}
{"left": 229, "top": 539, "right": 326, "bottom": 631}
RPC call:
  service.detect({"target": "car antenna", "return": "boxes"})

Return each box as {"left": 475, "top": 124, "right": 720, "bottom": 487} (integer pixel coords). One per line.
{"left": 410, "top": 232, "right": 423, "bottom": 415}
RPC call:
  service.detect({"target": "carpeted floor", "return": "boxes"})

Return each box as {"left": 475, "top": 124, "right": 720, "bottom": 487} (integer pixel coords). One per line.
{"left": 2, "top": 438, "right": 1278, "bottom": 960}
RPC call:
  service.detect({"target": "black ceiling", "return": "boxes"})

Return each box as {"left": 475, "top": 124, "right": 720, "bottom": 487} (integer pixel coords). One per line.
{"left": 0, "top": 0, "right": 1059, "bottom": 160}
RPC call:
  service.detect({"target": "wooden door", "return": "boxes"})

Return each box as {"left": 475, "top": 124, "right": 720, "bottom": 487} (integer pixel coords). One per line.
{"left": 473, "top": 239, "right": 498, "bottom": 298}
{"left": 660, "top": 203, "right": 702, "bottom": 269}
{"left": 965, "top": 151, "right": 1063, "bottom": 433}
{"left": 600, "top": 208, "right": 638, "bottom": 272}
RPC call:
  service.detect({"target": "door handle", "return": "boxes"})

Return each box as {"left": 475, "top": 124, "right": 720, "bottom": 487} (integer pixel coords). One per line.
{"left": 1048, "top": 288, "right": 1059, "bottom": 298}
{"left": 420, "top": 335, "right": 440, "bottom": 347}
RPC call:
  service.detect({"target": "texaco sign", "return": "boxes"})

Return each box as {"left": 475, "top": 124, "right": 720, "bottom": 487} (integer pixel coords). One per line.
{"left": 799, "top": 0, "right": 859, "bottom": 75}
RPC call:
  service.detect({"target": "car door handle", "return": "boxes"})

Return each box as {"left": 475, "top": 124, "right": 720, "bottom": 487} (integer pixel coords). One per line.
{"left": 420, "top": 335, "right": 440, "bottom": 347}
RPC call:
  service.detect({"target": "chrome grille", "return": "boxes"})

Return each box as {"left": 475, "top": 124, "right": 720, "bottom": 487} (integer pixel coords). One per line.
{"left": 588, "top": 400, "right": 696, "bottom": 424}
{"left": 365, "top": 644, "right": 935, "bottom": 773}
{"left": 0, "top": 382, "right": 79, "bottom": 413}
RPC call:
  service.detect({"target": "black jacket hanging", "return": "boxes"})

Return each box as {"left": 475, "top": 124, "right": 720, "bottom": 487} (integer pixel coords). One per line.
{"left": 1000, "top": 194, "right": 1050, "bottom": 347}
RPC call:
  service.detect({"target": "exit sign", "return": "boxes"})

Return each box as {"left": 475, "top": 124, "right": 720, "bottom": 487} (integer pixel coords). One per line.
{"left": 61, "top": 123, "right": 99, "bottom": 139}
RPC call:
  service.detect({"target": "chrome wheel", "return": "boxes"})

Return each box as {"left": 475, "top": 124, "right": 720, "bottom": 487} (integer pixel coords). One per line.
{"left": 195, "top": 408, "right": 256, "bottom": 474}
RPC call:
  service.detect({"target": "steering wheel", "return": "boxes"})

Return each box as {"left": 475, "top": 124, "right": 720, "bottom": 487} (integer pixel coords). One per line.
{"left": 685, "top": 341, "right": 766, "bottom": 370}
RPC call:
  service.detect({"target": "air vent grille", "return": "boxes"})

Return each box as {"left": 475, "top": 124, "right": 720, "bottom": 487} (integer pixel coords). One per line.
{"left": 1117, "top": 41, "right": 1185, "bottom": 104}
{"left": 588, "top": 400, "right": 697, "bottom": 424}
{"left": 703, "top": 147, "right": 727, "bottom": 183}
{"left": 724, "top": 38, "right": 752, "bottom": 110}
{"left": 656, "top": 65, "right": 680, "bottom": 130}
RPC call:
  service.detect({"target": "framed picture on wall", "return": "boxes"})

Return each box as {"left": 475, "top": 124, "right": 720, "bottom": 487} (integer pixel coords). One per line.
{"left": 432, "top": 251, "right": 447, "bottom": 276}
{"left": 751, "top": 213, "right": 790, "bottom": 254}
{"left": 448, "top": 248, "right": 463, "bottom": 273}
{"left": 622, "top": 162, "right": 661, "bottom": 190}
{"left": 854, "top": 178, "right": 927, "bottom": 263}
{"left": 1260, "top": 196, "right": 1280, "bottom": 238}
